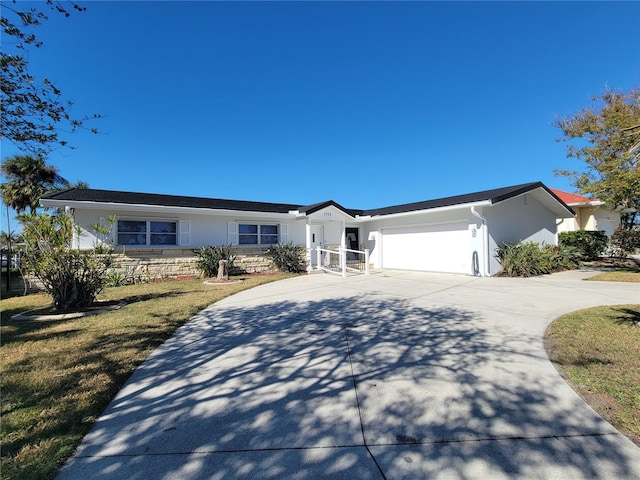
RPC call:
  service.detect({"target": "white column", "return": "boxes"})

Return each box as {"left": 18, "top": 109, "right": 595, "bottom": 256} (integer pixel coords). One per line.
{"left": 365, "top": 249, "right": 370, "bottom": 275}
{"left": 377, "top": 229, "right": 383, "bottom": 268}
{"left": 305, "top": 218, "right": 312, "bottom": 272}
{"left": 340, "top": 220, "right": 347, "bottom": 276}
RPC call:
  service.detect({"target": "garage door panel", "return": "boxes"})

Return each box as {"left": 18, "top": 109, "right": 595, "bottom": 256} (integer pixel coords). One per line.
{"left": 382, "top": 223, "right": 470, "bottom": 274}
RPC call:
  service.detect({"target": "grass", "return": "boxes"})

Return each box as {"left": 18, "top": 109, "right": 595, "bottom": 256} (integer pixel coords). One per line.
{"left": 545, "top": 305, "right": 640, "bottom": 446}
{"left": 585, "top": 271, "right": 640, "bottom": 282}
{"left": 0, "top": 273, "right": 295, "bottom": 480}
{"left": 583, "top": 257, "right": 640, "bottom": 282}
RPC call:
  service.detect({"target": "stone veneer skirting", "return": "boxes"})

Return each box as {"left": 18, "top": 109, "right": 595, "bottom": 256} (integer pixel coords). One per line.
{"left": 110, "top": 246, "right": 275, "bottom": 279}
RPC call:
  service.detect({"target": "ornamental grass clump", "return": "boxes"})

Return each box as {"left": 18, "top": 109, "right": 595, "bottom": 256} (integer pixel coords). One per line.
{"left": 193, "top": 245, "right": 236, "bottom": 277}
{"left": 265, "top": 242, "right": 307, "bottom": 273}
{"left": 495, "top": 241, "right": 580, "bottom": 277}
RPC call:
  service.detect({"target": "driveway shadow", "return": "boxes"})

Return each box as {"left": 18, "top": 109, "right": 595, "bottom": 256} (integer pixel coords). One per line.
{"left": 59, "top": 292, "right": 640, "bottom": 479}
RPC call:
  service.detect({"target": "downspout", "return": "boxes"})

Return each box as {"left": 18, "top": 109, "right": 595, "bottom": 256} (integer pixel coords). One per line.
{"left": 555, "top": 218, "right": 565, "bottom": 245}
{"left": 470, "top": 206, "right": 489, "bottom": 276}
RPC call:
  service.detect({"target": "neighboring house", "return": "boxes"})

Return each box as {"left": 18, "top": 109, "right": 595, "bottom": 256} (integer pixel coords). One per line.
{"left": 40, "top": 181, "right": 574, "bottom": 277}
{"left": 550, "top": 188, "right": 621, "bottom": 237}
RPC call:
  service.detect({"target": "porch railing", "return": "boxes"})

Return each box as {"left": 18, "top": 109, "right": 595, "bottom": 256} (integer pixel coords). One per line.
{"left": 315, "top": 246, "right": 370, "bottom": 277}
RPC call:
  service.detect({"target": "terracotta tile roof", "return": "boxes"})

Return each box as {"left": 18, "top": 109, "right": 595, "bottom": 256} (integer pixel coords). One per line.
{"left": 549, "top": 188, "right": 599, "bottom": 205}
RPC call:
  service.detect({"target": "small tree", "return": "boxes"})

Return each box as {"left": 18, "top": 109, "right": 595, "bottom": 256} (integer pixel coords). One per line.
{"left": 20, "top": 213, "right": 113, "bottom": 310}
{"left": 554, "top": 87, "right": 640, "bottom": 227}
{"left": 1, "top": 1, "right": 101, "bottom": 156}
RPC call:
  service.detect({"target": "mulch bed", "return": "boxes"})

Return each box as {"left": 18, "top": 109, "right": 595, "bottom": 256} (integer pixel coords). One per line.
{"left": 581, "top": 257, "right": 640, "bottom": 270}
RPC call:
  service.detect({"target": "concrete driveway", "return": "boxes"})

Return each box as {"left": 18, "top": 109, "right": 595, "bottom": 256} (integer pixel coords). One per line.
{"left": 57, "top": 270, "right": 640, "bottom": 480}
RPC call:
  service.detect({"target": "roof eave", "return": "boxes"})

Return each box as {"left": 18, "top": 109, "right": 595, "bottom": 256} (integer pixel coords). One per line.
{"left": 39, "top": 198, "right": 294, "bottom": 219}
{"left": 491, "top": 185, "right": 575, "bottom": 217}
{"left": 360, "top": 200, "right": 492, "bottom": 221}
{"left": 567, "top": 201, "right": 605, "bottom": 207}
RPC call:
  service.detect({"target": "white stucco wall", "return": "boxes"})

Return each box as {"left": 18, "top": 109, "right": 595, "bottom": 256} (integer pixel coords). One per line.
{"left": 321, "top": 221, "right": 345, "bottom": 247}
{"left": 485, "top": 194, "right": 558, "bottom": 275}
{"left": 70, "top": 208, "right": 306, "bottom": 249}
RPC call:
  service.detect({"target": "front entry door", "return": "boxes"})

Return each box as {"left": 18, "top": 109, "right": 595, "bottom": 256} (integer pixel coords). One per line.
{"left": 346, "top": 227, "right": 359, "bottom": 260}
{"left": 310, "top": 225, "right": 324, "bottom": 266}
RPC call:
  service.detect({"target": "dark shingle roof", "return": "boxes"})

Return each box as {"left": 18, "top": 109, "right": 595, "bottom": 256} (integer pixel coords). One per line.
{"left": 42, "top": 181, "right": 571, "bottom": 218}
{"left": 360, "top": 181, "right": 558, "bottom": 216}
{"left": 299, "top": 200, "right": 363, "bottom": 218}
{"left": 42, "top": 188, "right": 301, "bottom": 214}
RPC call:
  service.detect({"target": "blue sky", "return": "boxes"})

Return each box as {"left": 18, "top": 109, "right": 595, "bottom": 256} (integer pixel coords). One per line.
{"left": 2, "top": 1, "right": 639, "bottom": 231}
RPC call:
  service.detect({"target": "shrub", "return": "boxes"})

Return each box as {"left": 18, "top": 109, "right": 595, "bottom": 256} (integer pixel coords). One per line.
{"left": 558, "top": 231, "right": 608, "bottom": 260}
{"left": 609, "top": 227, "right": 640, "bottom": 257}
{"left": 104, "top": 267, "right": 150, "bottom": 287}
{"left": 496, "top": 242, "right": 548, "bottom": 277}
{"left": 104, "top": 270, "right": 128, "bottom": 287}
{"left": 542, "top": 244, "right": 582, "bottom": 271}
{"left": 193, "top": 245, "right": 236, "bottom": 277}
{"left": 265, "top": 242, "right": 307, "bottom": 273}
{"left": 495, "top": 241, "right": 580, "bottom": 277}
{"left": 20, "top": 213, "right": 113, "bottom": 311}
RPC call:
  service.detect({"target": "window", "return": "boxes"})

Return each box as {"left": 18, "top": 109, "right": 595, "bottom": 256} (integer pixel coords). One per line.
{"left": 150, "top": 221, "right": 177, "bottom": 245}
{"left": 238, "top": 224, "right": 279, "bottom": 245}
{"left": 117, "top": 220, "right": 177, "bottom": 246}
{"left": 260, "top": 224, "right": 279, "bottom": 245}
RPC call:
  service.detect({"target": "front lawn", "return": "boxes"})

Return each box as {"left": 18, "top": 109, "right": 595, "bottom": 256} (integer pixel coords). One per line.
{"left": 583, "top": 257, "right": 640, "bottom": 282}
{"left": 0, "top": 274, "right": 294, "bottom": 480}
{"left": 545, "top": 305, "right": 640, "bottom": 446}
{"left": 585, "top": 271, "right": 640, "bottom": 282}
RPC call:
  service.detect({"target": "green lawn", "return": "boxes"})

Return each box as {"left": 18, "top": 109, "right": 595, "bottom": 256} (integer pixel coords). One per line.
{"left": 0, "top": 274, "right": 295, "bottom": 480}
{"left": 583, "top": 258, "right": 640, "bottom": 282}
{"left": 585, "top": 271, "right": 640, "bottom": 282}
{"left": 545, "top": 304, "right": 640, "bottom": 446}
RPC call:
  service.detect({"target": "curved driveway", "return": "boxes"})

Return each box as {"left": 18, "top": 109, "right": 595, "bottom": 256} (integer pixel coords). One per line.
{"left": 58, "top": 270, "right": 640, "bottom": 480}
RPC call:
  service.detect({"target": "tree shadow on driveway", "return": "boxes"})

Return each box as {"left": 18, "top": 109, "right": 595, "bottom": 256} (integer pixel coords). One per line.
{"left": 58, "top": 293, "right": 640, "bottom": 480}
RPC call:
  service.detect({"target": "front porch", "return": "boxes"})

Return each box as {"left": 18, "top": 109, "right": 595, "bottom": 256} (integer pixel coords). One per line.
{"left": 313, "top": 245, "right": 370, "bottom": 276}
{"left": 293, "top": 202, "right": 369, "bottom": 274}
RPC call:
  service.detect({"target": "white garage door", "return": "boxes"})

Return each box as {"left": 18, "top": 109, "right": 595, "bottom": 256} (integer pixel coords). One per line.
{"left": 381, "top": 223, "right": 470, "bottom": 274}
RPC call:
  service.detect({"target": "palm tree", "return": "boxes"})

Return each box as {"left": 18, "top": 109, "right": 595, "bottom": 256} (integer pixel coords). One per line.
{"left": 49, "top": 179, "right": 90, "bottom": 195}
{"left": 1, "top": 155, "right": 67, "bottom": 213}
{"left": 0, "top": 230, "right": 23, "bottom": 249}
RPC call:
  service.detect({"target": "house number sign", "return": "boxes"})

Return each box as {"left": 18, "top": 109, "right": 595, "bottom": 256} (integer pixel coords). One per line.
{"left": 324, "top": 212, "right": 332, "bottom": 217}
